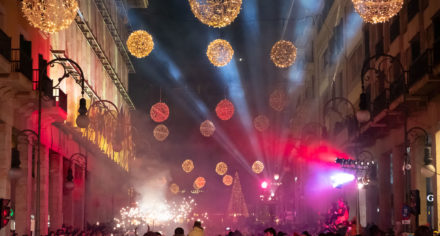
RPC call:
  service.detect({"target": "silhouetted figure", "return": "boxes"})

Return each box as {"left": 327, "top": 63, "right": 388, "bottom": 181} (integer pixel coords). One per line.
{"left": 189, "top": 221, "right": 204, "bottom": 236}
{"left": 174, "top": 227, "right": 185, "bottom": 236}
{"left": 415, "top": 226, "right": 432, "bottom": 236}
{"left": 264, "top": 228, "right": 276, "bottom": 236}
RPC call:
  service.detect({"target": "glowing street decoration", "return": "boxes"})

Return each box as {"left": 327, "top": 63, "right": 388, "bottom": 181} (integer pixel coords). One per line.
{"left": 170, "top": 183, "right": 180, "bottom": 194}
{"left": 207, "top": 39, "right": 234, "bottom": 67}
{"left": 261, "top": 181, "right": 268, "bottom": 189}
{"left": 352, "top": 0, "right": 403, "bottom": 24}
{"left": 153, "top": 124, "right": 169, "bottom": 141}
{"left": 216, "top": 99, "right": 235, "bottom": 120}
{"left": 22, "top": 0, "right": 78, "bottom": 34}
{"left": 182, "top": 159, "right": 195, "bottom": 173}
{"left": 194, "top": 177, "right": 206, "bottom": 189}
{"left": 215, "top": 162, "right": 228, "bottom": 175}
{"left": 150, "top": 102, "right": 170, "bottom": 123}
{"left": 252, "top": 161, "right": 264, "bottom": 174}
{"left": 330, "top": 173, "right": 355, "bottom": 188}
{"left": 200, "top": 120, "right": 215, "bottom": 137}
{"left": 188, "top": 0, "right": 242, "bottom": 28}
{"left": 254, "top": 115, "right": 270, "bottom": 132}
{"left": 127, "top": 30, "right": 154, "bottom": 58}
{"left": 223, "top": 175, "right": 233, "bottom": 186}
{"left": 270, "top": 40, "right": 297, "bottom": 68}
{"left": 269, "top": 89, "right": 287, "bottom": 111}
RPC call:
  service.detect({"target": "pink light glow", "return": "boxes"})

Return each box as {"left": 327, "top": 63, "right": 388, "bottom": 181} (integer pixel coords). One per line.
{"left": 261, "top": 181, "right": 268, "bottom": 189}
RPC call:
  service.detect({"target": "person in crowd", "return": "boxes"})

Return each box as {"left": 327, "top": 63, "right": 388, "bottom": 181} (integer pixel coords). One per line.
{"left": 301, "top": 231, "right": 311, "bottom": 236}
{"left": 277, "top": 231, "right": 287, "bottom": 236}
{"left": 189, "top": 221, "right": 204, "bottom": 236}
{"left": 174, "top": 227, "right": 185, "bottom": 236}
{"left": 415, "top": 226, "right": 432, "bottom": 236}
{"left": 264, "top": 227, "right": 276, "bottom": 236}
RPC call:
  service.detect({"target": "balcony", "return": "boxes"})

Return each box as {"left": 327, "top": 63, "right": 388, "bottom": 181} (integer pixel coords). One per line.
{"left": 408, "top": 49, "right": 440, "bottom": 96}
{"left": 11, "top": 49, "right": 33, "bottom": 81}
{"left": 56, "top": 89, "right": 68, "bottom": 113}
{"left": 389, "top": 78, "right": 405, "bottom": 102}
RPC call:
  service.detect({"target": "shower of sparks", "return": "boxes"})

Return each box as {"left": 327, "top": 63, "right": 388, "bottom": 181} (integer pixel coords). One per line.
{"left": 114, "top": 197, "right": 196, "bottom": 231}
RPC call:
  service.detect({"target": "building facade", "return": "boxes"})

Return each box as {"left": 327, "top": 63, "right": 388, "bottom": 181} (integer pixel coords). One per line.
{"left": 0, "top": 0, "right": 146, "bottom": 235}
{"left": 292, "top": 0, "right": 440, "bottom": 232}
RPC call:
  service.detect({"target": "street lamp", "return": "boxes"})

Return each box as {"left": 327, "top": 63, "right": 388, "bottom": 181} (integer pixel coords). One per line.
{"left": 8, "top": 129, "right": 38, "bottom": 180}
{"left": 64, "top": 152, "right": 88, "bottom": 230}
{"left": 33, "top": 57, "right": 88, "bottom": 236}
{"left": 406, "top": 127, "right": 435, "bottom": 178}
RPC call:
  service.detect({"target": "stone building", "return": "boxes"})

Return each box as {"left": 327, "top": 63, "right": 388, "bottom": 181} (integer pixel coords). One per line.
{"left": 0, "top": 1, "right": 146, "bottom": 235}
{"left": 293, "top": 0, "right": 440, "bottom": 231}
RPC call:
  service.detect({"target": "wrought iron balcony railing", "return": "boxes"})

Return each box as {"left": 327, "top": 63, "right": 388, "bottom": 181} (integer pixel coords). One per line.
{"left": 11, "top": 49, "right": 33, "bottom": 81}
{"left": 408, "top": 49, "right": 432, "bottom": 87}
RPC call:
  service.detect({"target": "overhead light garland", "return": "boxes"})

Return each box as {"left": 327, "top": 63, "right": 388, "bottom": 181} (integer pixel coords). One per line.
{"left": 215, "top": 162, "right": 228, "bottom": 176}
{"left": 188, "top": 0, "right": 242, "bottom": 28}
{"left": 223, "top": 175, "right": 233, "bottom": 186}
{"left": 150, "top": 102, "right": 170, "bottom": 123}
{"left": 127, "top": 30, "right": 154, "bottom": 58}
{"left": 254, "top": 115, "right": 270, "bottom": 132}
{"left": 352, "top": 0, "right": 403, "bottom": 24}
{"left": 270, "top": 40, "right": 297, "bottom": 68}
{"left": 200, "top": 120, "right": 216, "bottom": 137}
{"left": 216, "top": 99, "right": 234, "bottom": 121}
{"left": 207, "top": 39, "right": 234, "bottom": 67}
{"left": 153, "top": 124, "right": 169, "bottom": 142}
{"left": 182, "top": 159, "right": 195, "bottom": 173}
{"left": 21, "top": 0, "right": 78, "bottom": 34}
{"left": 252, "top": 161, "right": 264, "bottom": 174}
{"left": 269, "top": 89, "right": 287, "bottom": 112}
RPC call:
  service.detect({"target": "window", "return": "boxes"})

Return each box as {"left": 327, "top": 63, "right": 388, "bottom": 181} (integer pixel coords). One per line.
{"left": 433, "top": 12, "right": 440, "bottom": 42}
{"left": 410, "top": 34, "right": 421, "bottom": 61}
{"left": 364, "top": 29, "right": 370, "bottom": 59}
{"left": 407, "top": 0, "right": 420, "bottom": 23}
{"left": 390, "top": 16, "right": 400, "bottom": 43}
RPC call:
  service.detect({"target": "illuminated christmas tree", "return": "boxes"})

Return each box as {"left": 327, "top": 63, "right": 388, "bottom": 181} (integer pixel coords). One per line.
{"left": 227, "top": 172, "right": 249, "bottom": 217}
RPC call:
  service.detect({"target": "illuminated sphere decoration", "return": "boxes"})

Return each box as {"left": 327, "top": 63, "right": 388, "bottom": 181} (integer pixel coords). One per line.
{"left": 253, "top": 115, "right": 270, "bottom": 132}
{"left": 150, "top": 102, "right": 170, "bottom": 123}
{"left": 215, "top": 162, "right": 228, "bottom": 176}
{"left": 170, "top": 183, "right": 180, "bottom": 194}
{"left": 270, "top": 40, "right": 297, "bottom": 68}
{"left": 194, "top": 177, "right": 206, "bottom": 189}
{"left": 207, "top": 39, "right": 234, "bottom": 67}
{"left": 21, "top": 0, "right": 78, "bottom": 34}
{"left": 252, "top": 161, "right": 265, "bottom": 174}
{"left": 126, "top": 30, "right": 154, "bottom": 58}
{"left": 269, "top": 89, "right": 287, "bottom": 112}
{"left": 153, "top": 124, "right": 169, "bottom": 142}
{"left": 200, "top": 120, "right": 216, "bottom": 137}
{"left": 182, "top": 159, "right": 195, "bottom": 173}
{"left": 188, "top": 0, "right": 242, "bottom": 28}
{"left": 352, "top": 0, "right": 404, "bottom": 24}
{"left": 223, "top": 175, "right": 233, "bottom": 186}
{"left": 215, "top": 99, "right": 234, "bottom": 121}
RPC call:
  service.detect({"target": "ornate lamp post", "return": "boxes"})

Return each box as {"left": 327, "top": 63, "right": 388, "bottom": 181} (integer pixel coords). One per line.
{"left": 34, "top": 57, "right": 88, "bottom": 236}
{"left": 64, "top": 153, "right": 88, "bottom": 230}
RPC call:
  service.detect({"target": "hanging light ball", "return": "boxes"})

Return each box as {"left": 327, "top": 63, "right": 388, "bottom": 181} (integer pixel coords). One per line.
{"left": 223, "top": 175, "right": 233, "bottom": 186}
{"left": 269, "top": 89, "right": 287, "bottom": 112}
{"left": 153, "top": 124, "right": 169, "bottom": 142}
{"left": 188, "top": 0, "right": 242, "bottom": 28}
{"left": 127, "top": 30, "right": 154, "bottom": 58}
{"left": 194, "top": 177, "right": 206, "bottom": 189}
{"left": 170, "top": 183, "right": 180, "bottom": 194}
{"left": 254, "top": 115, "right": 270, "bottom": 132}
{"left": 21, "top": 0, "right": 78, "bottom": 34}
{"left": 216, "top": 99, "right": 234, "bottom": 121}
{"left": 182, "top": 159, "right": 194, "bottom": 173}
{"left": 215, "top": 162, "right": 228, "bottom": 176}
{"left": 200, "top": 120, "right": 216, "bottom": 137}
{"left": 150, "top": 102, "right": 170, "bottom": 123}
{"left": 352, "top": 0, "right": 404, "bottom": 24}
{"left": 270, "top": 40, "right": 297, "bottom": 68}
{"left": 252, "top": 161, "right": 265, "bottom": 174}
{"left": 207, "top": 39, "right": 234, "bottom": 67}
